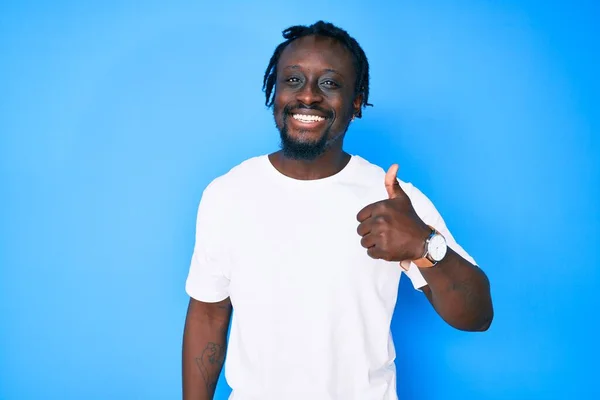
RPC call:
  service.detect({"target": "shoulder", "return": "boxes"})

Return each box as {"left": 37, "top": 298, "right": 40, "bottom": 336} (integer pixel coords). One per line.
{"left": 198, "top": 155, "right": 267, "bottom": 209}
{"left": 350, "top": 155, "right": 421, "bottom": 199}
{"left": 350, "top": 155, "right": 444, "bottom": 221}
{"left": 203, "top": 155, "right": 266, "bottom": 195}
{"left": 349, "top": 155, "right": 387, "bottom": 180}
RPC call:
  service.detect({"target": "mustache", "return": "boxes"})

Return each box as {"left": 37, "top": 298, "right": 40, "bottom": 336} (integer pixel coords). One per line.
{"left": 283, "top": 103, "right": 333, "bottom": 119}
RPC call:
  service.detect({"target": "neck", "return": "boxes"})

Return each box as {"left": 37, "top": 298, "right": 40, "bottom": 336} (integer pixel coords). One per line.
{"left": 269, "top": 145, "right": 351, "bottom": 181}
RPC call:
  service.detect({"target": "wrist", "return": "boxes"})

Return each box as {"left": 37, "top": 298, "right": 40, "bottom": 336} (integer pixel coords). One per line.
{"left": 413, "top": 225, "right": 448, "bottom": 268}
{"left": 413, "top": 224, "right": 431, "bottom": 260}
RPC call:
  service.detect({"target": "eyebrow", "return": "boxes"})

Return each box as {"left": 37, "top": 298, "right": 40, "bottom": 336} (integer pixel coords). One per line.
{"left": 284, "top": 65, "right": 344, "bottom": 77}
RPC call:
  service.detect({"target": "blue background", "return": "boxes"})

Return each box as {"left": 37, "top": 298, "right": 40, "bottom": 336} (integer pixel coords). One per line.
{"left": 1, "top": 1, "right": 598, "bottom": 399}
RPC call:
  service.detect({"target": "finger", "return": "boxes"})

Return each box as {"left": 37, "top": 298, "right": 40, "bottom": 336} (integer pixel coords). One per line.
{"left": 360, "top": 233, "right": 376, "bottom": 249}
{"left": 356, "top": 202, "right": 376, "bottom": 222}
{"left": 384, "top": 164, "right": 406, "bottom": 200}
{"left": 399, "top": 260, "right": 411, "bottom": 271}
{"left": 356, "top": 219, "right": 373, "bottom": 237}
{"left": 366, "top": 246, "right": 383, "bottom": 260}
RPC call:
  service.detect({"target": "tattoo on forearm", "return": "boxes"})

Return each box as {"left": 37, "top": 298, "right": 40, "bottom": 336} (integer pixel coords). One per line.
{"left": 451, "top": 279, "right": 479, "bottom": 308}
{"left": 195, "top": 342, "right": 227, "bottom": 393}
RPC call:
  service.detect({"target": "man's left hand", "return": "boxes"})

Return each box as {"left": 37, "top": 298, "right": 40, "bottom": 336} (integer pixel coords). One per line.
{"left": 356, "top": 164, "right": 431, "bottom": 269}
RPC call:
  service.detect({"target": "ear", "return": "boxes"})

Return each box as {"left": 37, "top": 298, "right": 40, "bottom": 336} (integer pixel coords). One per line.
{"left": 353, "top": 93, "right": 363, "bottom": 118}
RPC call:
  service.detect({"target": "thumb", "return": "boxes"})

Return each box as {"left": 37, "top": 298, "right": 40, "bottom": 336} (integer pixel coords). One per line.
{"left": 384, "top": 164, "right": 404, "bottom": 199}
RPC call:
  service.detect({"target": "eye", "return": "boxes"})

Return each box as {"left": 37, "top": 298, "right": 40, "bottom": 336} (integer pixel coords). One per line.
{"left": 321, "top": 79, "right": 339, "bottom": 88}
{"left": 286, "top": 77, "right": 301, "bottom": 83}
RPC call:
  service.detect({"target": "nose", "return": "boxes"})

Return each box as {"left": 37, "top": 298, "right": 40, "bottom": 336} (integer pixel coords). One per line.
{"left": 296, "top": 80, "right": 323, "bottom": 105}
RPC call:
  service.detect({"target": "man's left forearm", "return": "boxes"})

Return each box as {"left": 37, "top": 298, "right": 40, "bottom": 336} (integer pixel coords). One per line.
{"left": 419, "top": 248, "right": 494, "bottom": 331}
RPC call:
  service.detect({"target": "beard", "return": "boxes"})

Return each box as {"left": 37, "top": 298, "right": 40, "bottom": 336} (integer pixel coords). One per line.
{"left": 275, "top": 104, "right": 343, "bottom": 161}
{"left": 279, "top": 120, "right": 332, "bottom": 161}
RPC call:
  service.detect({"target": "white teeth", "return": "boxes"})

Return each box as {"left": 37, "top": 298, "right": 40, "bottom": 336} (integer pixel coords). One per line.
{"left": 292, "top": 114, "right": 325, "bottom": 122}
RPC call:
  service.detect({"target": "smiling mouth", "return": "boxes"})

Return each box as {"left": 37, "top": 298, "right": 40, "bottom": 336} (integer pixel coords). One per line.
{"left": 291, "top": 114, "right": 326, "bottom": 123}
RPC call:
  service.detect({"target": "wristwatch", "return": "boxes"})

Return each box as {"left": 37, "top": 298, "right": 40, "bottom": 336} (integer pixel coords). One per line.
{"left": 413, "top": 226, "right": 447, "bottom": 268}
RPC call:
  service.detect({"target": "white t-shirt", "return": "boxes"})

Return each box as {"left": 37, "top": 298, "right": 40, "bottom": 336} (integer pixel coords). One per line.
{"left": 186, "top": 154, "right": 476, "bottom": 400}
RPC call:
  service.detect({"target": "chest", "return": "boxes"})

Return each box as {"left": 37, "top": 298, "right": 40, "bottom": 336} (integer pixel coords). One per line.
{"left": 226, "top": 185, "right": 402, "bottom": 312}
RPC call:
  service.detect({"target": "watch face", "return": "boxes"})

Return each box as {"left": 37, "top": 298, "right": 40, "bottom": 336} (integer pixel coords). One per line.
{"left": 428, "top": 234, "right": 447, "bottom": 262}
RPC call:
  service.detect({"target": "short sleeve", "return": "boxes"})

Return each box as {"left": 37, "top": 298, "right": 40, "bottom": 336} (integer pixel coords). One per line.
{"left": 185, "top": 182, "right": 231, "bottom": 303}
{"left": 400, "top": 182, "right": 478, "bottom": 291}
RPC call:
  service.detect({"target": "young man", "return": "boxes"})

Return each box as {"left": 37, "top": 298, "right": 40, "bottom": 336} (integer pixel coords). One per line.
{"left": 182, "top": 21, "right": 493, "bottom": 400}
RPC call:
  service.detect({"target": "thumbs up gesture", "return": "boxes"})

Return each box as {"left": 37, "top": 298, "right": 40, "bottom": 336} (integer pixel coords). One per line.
{"left": 356, "top": 164, "right": 431, "bottom": 267}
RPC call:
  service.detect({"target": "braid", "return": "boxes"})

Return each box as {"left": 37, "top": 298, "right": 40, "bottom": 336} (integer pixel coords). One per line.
{"left": 262, "top": 21, "right": 373, "bottom": 114}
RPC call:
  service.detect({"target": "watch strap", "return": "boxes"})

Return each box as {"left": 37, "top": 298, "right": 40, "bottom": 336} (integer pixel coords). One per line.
{"left": 413, "top": 226, "right": 438, "bottom": 268}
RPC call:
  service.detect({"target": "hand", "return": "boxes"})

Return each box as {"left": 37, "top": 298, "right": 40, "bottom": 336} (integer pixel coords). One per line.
{"left": 356, "top": 164, "right": 431, "bottom": 270}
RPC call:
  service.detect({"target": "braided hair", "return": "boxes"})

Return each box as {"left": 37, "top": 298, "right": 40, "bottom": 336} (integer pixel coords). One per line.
{"left": 262, "top": 21, "right": 373, "bottom": 116}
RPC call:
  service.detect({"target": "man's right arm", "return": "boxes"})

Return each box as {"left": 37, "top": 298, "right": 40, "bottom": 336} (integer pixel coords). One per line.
{"left": 182, "top": 297, "right": 232, "bottom": 400}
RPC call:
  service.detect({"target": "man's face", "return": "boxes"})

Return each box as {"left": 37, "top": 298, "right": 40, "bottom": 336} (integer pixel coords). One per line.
{"left": 273, "top": 35, "right": 362, "bottom": 160}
